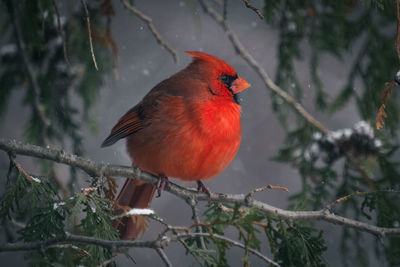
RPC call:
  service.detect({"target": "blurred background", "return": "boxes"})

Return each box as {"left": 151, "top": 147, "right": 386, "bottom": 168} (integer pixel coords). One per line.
{"left": 1, "top": 0, "right": 399, "bottom": 266}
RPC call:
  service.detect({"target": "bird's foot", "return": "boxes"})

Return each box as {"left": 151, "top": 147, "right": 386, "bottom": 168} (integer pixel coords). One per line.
{"left": 156, "top": 174, "right": 170, "bottom": 197}
{"left": 197, "top": 181, "right": 211, "bottom": 197}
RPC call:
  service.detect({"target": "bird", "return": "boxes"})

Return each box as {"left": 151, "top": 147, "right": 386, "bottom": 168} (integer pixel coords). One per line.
{"left": 101, "top": 51, "right": 250, "bottom": 240}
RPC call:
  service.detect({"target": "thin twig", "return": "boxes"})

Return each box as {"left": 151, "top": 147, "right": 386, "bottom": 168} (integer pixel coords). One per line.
{"left": 376, "top": 0, "right": 400, "bottom": 130}
{"left": 10, "top": 158, "right": 34, "bottom": 182}
{"left": 97, "top": 256, "right": 117, "bottom": 267}
{"left": 223, "top": 0, "right": 228, "bottom": 21}
{"left": 10, "top": 219, "right": 26, "bottom": 229}
{"left": 0, "top": 230, "right": 279, "bottom": 266}
{"left": 48, "top": 244, "right": 90, "bottom": 257}
{"left": 0, "top": 232, "right": 169, "bottom": 252}
{"left": 241, "top": 0, "right": 264, "bottom": 20}
{"left": 343, "top": 150, "right": 376, "bottom": 190}
{"left": 188, "top": 198, "right": 207, "bottom": 251}
{"left": 325, "top": 191, "right": 365, "bottom": 211}
{"left": 81, "top": 0, "right": 99, "bottom": 70}
{"left": 121, "top": 0, "right": 178, "bottom": 63}
{"left": 197, "top": 0, "right": 329, "bottom": 135}
{"left": 394, "top": 0, "right": 400, "bottom": 63}
{"left": 198, "top": 0, "right": 375, "bottom": 194}
{"left": 155, "top": 247, "right": 173, "bottom": 267}
{"left": 175, "top": 233, "right": 279, "bottom": 266}
{"left": 376, "top": 80, "right": 394, "bottom": 130}
{"left": 214, "top": 203, "right": 278, "bottom": 230}
{"left": 178, "top": 239, "right": 203, "bottom": 264}
{"left": 52, "top": 0, "right": 70, "bottom": 65}
{"left": 249, "top": 184, "right": 289, "bottom": 195}
{"left": 325, "top": 190, "right": 400, "bottom": 211}
{"left": 7, "top": 0, "right": 51, "bottom": 144}
{"left": 0, "top": 139, "right": 400, "bottom": 238}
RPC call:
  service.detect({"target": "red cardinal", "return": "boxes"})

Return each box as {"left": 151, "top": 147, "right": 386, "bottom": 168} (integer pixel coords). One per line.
{"left": 102, "top": 51, "right": 250, "bottom": 240}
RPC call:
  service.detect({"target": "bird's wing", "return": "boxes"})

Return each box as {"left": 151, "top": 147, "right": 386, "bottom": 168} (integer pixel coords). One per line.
{"left": 101, "top": 105, "right": 146, "bottom": 147}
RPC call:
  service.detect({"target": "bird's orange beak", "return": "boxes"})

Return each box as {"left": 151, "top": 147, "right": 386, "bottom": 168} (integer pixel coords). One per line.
{"left": 231, "top": 77, "right": 250, "bottom": 94}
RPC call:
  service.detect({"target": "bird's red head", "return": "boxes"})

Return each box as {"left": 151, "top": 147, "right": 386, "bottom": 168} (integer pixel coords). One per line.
{"left": 185, "top": 51, "right": 250, "bottom": 101}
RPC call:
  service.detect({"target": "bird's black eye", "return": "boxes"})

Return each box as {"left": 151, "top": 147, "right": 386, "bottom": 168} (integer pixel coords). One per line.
{"left": 221, "top": 74, "right": 229, "bottom": 83}
{"left": 220, "top": 74, "right": 237, "bottom": 87}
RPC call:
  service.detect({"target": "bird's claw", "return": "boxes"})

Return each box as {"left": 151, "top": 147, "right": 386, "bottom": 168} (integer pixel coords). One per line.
{"left": 156, "top": 174, "right": 170, "bottom": 197}
{"left": 197, "top": 181, "right": 211, "bottom": 197}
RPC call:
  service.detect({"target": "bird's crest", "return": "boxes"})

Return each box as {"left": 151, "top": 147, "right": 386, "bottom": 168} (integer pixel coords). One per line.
{"left": 185, "top": 51, "right": 236, "bottom": 76}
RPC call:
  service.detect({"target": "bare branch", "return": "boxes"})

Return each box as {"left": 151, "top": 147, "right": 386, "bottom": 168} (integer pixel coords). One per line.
{"left": 184, "top": 233, "right": 279, "bottom": 266}
{"left": 155, "top": 247, "right": 173, "bottom": 267}
{"left": 223, "top": 0, "right": 228, "bottom": 21}
{"left": 10, "top": 158, "right": 34, "bottom": 182}
{"left": 97, "top": 256, "right": 117, "bottom": 267}
{"left": 198, "top": 0, "right": 376, "bottom": 198}
{"left": 0, "top": 231, "right": 278, "bottom": 266}
{"left": 1, "top": 139, "right": 400, "bottom": 238}
{"left": 6, "top": 0, "right": 51, "bottom": 143}
{"left": 10, "top": 219, "right": 26, "bottom": 229}
{"left": 394, "top": 0, "right": 400, "bottom": 63}
{"left": 121, "top": 0, "right": 178, "bottom": 63}
{"left": 249, "top": 184, "right": 289, "bottom": 195}
{"left": 0, "top": 232, "right": 168, "bottom": 252}
{"left": 48, "top": 244, "right": 90, "bottom": 257}
{"left": 343, "top": 150, "right": 376, "bottom": 190}
{"left": 188, "top": 198, "right": 207, "bottom": 251}
{"left": 325, "top": 190, "right": 400, "bottom": 211}
{"left": 241, "top": 0, "right": 264, "bottom": 20}
{"left": 325, "top": 191, "right": 365, "bottom": 211}
{"left": 52, "top": 0, "right": 70, "bottom": 65}
{"left": 197, "top": 0, "right": 328, "bottom": 135}
{"left": 81, "top": 0, "right": 99, "bottom": 70}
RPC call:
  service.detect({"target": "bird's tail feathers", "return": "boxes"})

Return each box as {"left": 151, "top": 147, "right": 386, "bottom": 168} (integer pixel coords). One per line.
{"left": 112, "top": 178, "right": 155, "bottom": 240}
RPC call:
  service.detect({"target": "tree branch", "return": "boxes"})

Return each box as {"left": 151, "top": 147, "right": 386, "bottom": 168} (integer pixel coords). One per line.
{"left": 198, "top": 0, "right": 329, "bottom": 135}
{"left": 198, "top": 0, "right": 376, "bottom": 193}
{"left": 188, "top": 198, "right": 207, "bottom": 251}
{"left": 155, "top": 247, "right": 173, "bottom": 267}
{"left": 121, "top": 0, "right": 178, "bottom": 63}
{"left": 6, "top": 0, "right": 51, "bottom": 141}
{"left": 52, "top": 0, "right": 70, "bottom": 65}
{"left": 0, "top": 139, "right": 399, "bottom": 238}
{"left": 394, "top": 0, "right": 400, "bottom": 63}
{"left": 0, "top": 232, "right": 168, "bottom": 252}
{"left": 182, "top": 233, "right": 279, "bottom": 266}
{"left": 48, "top": 244, "right": 90, "bottom": 257}
{"left": 81, "top": 0, "right": 99, "bottom": 70}
{"left": 0, "top": 231, "right": 278, "bottom": 266}
{"left": 241, "top": 0, "right": 264, "bottom": 20}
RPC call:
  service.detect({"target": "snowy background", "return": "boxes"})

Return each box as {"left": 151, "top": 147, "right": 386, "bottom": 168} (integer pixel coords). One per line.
{"left": 0, "top": 0, "right": 370, "bottom": 266}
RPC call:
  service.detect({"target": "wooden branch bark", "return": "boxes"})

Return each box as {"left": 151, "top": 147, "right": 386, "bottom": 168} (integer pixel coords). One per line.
{"left": 81, "top": 0, "right": 99, "bottom": 70}
{"left": 198, "top": 0, "right": 377, "bottom": 193}
{"left": 121, "top": 0, "right": 178, "bottom": 63}
{"left": 241, "top": 0, "right": 264, "bottom": 20}
{"left": 0, "top": 231, "right": 279, "bottom": 266}
{"left": 198, "top": 0, "right": 329, "bottom": 135}
{"left": 6, "top": 0, "right": 51, "bottom": 140}
{"left": 155, "top": 247, "right": 173, "bottom": 267}
{"left": 0, "top": 139, "right": 399, "bottom": 239}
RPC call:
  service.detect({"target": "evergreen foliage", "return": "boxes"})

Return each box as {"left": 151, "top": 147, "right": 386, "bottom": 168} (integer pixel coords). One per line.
{"left": 1, "top": 0, "right": 400, "bottom": 266}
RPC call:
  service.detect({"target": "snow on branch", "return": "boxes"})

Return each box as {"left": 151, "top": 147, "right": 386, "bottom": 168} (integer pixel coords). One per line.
{"left": 0, "top": 138, "right": 399, "bottom": 239}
